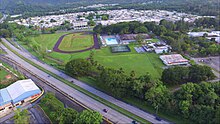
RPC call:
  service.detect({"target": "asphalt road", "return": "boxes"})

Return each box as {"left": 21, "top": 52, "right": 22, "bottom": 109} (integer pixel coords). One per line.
{"left": 191, "top": 57, "right": 220, "bottom": 79}
{"left": 29, "top": 105, "right": 50, "bottom": 124}
{"left": 0, "top": 38, "right": 170, "bottom": 124}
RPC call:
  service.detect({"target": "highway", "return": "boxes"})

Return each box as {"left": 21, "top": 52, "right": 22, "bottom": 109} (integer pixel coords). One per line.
{"left": 0, "top": 38, "right": 170, "bottom": 124}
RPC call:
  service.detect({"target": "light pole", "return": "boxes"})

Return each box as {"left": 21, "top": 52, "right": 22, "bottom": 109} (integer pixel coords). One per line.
{"left": 155, "top": 105, "right": 159, "bottom": 115}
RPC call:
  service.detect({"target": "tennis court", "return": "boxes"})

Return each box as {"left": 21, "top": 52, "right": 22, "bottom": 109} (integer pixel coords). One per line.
{"left": 111, "top": 45, "right": 131, "bottom": 53}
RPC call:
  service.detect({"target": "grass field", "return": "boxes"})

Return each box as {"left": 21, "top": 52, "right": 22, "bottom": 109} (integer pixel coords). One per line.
{"left": 0, "top": 67, "right": 9, "bottom": 80}
{"left": 49, "top": 45, "right": 163, "bottom": 78}
{"left": 21, "top": 33, "right": 164, "bottom": 79}
{"left": 58, "top": 33, "right": 93, "bottom": 51}
{"left": 28, "top": 32, "right": 68, "bottom": 50}
{"left": 147, "top": 38, "right": 160, "bottom": 43}
{"left": 93, "top": 45, "right": 163, "bottom": 78}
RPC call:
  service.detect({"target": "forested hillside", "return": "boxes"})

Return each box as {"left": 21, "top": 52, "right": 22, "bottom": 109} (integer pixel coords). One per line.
{"left": 0, "top": 0, "right": 219, "bottom": 16}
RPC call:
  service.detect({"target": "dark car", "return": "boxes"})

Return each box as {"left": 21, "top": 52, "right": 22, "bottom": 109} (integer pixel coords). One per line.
{"left": 155, "top": 115, "right": 162, "bottom": 121}
{"left": 103, "top": 109, "right": 108, "bottom": 113}
{"left": 131, "top": 120, "right": 137, "bottom": 124}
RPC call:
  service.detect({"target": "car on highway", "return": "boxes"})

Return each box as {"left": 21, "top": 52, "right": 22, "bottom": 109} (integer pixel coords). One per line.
{"left": 103, "top": 109, "right": 108, "bottom": 113}
{"left": 154, "top": 115, "right": 162, "bottom": 121}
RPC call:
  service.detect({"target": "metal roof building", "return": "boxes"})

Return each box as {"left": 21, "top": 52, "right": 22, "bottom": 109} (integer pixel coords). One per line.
{"left": 0, "top": 79, "right": 41, "bottom": 106}
{"left": 0, "top": 89, "right": 11, "bottom": 106}
{"left": 160, "top": 54, "right": 189, "bottom": 66}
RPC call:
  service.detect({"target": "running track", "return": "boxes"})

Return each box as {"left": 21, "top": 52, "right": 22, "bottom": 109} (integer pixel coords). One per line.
{"left": 53, "top": 33, "right": 100, "bottom": 54}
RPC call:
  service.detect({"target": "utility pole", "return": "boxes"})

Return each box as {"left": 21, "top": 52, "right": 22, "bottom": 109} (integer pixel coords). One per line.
{"left": 155, "top": 105, "right": 159, "bottom": 115}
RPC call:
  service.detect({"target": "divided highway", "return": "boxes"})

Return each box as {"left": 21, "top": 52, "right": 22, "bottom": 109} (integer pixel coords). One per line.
{"left": 0, "top": 38, "right": 170, "bottom": 124}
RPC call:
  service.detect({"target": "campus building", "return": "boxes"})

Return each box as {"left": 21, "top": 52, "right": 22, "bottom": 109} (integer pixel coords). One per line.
{"left": 118, "top": 34, "right": 151, "bottom": 44}
{"left": 0, "top": 79, "right": 41, "bottom": 113}
{"left": 160, "top": 54, "right": 189, "bottom": 66}
{"left": 100, "top": 33, "right": 151, "bottom": 46}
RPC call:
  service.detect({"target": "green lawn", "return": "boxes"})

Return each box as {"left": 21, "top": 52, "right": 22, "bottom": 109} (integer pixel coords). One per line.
{"left": 146, "top": 38, "right": 159, "bottom": 43}
{"left": 0, "top": 67, "right": 9, "bottom": 80}
{"left": 58, "top": 33, "right": 93, "bottom": 51}
{"left": 21, "top": 33, "right": 164, "bottom": 79}
{"left": 28, "top": 32, "right": 67, "bottom": 50}
{"left": 49, "top": 46, "right": 163, "bottom": 79}
{"left": 93, "top": 45, "right": 163, "bottom": 78}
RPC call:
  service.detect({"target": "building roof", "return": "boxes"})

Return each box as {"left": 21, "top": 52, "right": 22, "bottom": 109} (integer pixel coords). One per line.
{"left": 0, "top": 79, "right": 41, "bottom": 106}
{"left": 119, "top": 34, "right": 150, "bottom": 40}
{"left": 6, "top": 79, "right": 41, "bottom": 103}
{"left": 0, "top": 88, "right": 11, "bottom": 106}
{"left": 160, "top": 54, "right": 189, "bottom": 65}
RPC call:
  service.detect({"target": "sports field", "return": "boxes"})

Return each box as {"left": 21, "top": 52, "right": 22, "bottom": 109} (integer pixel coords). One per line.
{"left": 24, "top": 33, "right": 163, "bottom": 79}
{"left": 93, "top": 45, "right": 163, "bottom": 79}
{"left": 58, "top": 33, "right": 93, "bottom": 51}
{"left": 49, "top": 44, "right": 163, "bottom": 79}
{"left": 28, "top": 32, "right": 67, "bottom": 50}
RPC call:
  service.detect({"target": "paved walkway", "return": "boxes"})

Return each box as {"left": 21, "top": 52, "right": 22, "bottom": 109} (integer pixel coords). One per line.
{"left": 53, "top": 33, "right": 100, "bottom": 53}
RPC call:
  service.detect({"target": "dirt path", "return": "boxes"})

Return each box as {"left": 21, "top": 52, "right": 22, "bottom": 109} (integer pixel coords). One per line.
{"left": 53, "top": 33, "right": 100, "bottom": 54}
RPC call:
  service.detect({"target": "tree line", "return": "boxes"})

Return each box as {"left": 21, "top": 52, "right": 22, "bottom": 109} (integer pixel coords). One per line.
{"left": 94, "top": 19, "right": 220, "bottom": 57}
{"left": 1, "top": 0, "right": 219, "bottom": 17}
{"left": 162, "top": 65, "right": 215, "bottom": 85}
{"left": 65, "top": 53, "right": 219, "bottom": 123}
{"left": 40, "top": 93, "right": 103, "bottom": 124}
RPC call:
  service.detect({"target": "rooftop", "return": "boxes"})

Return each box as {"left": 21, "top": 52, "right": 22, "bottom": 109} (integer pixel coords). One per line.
{"left": 160, "top": 54, "right": 189, "bottom": 65}
{"left": 0, "top": 79, "right": 41, "bottom": 105}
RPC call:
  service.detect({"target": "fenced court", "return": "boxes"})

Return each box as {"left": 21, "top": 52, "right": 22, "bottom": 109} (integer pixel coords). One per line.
{"left": 111, "top": 45, "right": 131, "bottom": 53}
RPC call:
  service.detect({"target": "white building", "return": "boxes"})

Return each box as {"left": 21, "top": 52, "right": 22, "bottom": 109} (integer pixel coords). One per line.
{"left": 160, "top": 54, "right": 189, "bottom": 66}
{"left": 0, "top": 79, "right": 41, "bottom": 113}
{"left": 155, "top": 46, "right": 169, "bottom": 54}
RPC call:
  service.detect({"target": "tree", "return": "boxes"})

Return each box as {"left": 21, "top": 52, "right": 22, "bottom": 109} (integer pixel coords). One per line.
{"left": 135, "top": 34, "right": 145, "bottom": 44}
{"left": 207, "top": 44, "right": 218, "bottom": 55}
{"left": 0, "top": 29, "right": 11, "bottom": 38}
{"left": 178, "top": 100, "right": 190, "bottom": 118}
{"left": 145, "top": 81, "right": 170, "bottom": 111}
{"left": 188, "top": 65, "right": 215, "bottom": 83}
{"left": 93, "top": 24, "right": 102, "bottom": 34}
{"left": 203, "top": 33, "right": 208, "bottom": 37}
{"left": 132, "top": 73, "right": 151, "bottom": 98}
{"left": 50, "top": 19, "right": 57, "bottom": 23}
{"left": 159, "top": 19, "right": 176, "bottom": 31}
{"left": 14, "top": 109, "right": 30, "bottom": 124}
{"left": 89, "top": 50, "right": 97, "bottom": 66}
{"left": 59, "top": 108, "right": 78, "bottom": 124}
{"left": 134, "top": 26, "right": 148, "bottom": 33}
{"left": 101, "top": 15, "right": 109, "bottom": 20}
{"left": 161, "top": 66, "right": 189, "bottom": 85}
{"left": 65, "top": 59, "right": 92, "bottom": 77}
{"left": 88, "top": 20, "right": 96, "bottom": 26}
{"left": 73, "top": 110, "right": 103, "bottom": 124}
{"left": 99, "top": 68, "right": 129, "bottom": 97}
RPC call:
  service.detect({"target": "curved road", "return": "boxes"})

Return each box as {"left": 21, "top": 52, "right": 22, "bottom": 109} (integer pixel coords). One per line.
{"left": 0, "top": 38, "right": 170, "bottom": 124}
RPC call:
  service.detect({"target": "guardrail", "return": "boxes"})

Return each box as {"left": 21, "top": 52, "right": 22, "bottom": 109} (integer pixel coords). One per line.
{"left": 1, "top": 56, "right": 113, "bottom": 124}
{"left": 30, "top": 88, "right": 44, "bottom": 103}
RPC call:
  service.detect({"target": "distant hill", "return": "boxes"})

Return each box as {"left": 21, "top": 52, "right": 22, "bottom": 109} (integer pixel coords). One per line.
{"left": 0, "top": 0, "right": 219, "bottom": 16}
